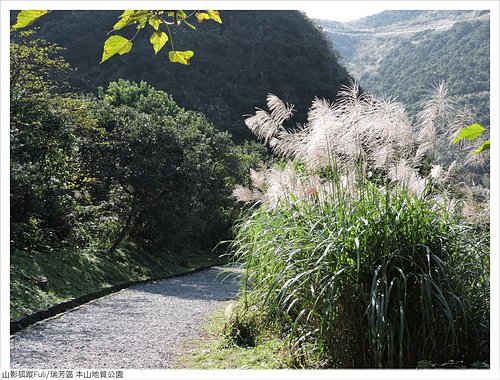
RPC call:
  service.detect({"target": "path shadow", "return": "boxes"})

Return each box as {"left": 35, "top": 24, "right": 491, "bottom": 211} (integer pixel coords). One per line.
{"left": 127, "top": 267, "right": 241, "bottom": 301}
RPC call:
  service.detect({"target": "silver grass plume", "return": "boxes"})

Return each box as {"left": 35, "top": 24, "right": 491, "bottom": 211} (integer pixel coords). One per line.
{"left": 271, "top": 126, "right": 308, "bottom": 159}
{"left": 232, "top": 185, "right": 257, "bottom": 203}
{"left": 244, "top": 94, "right": 295, "bottom": 144}
{"left": 236, "top": 81, "right": 485, "bottom": 208}
{"left": 464, "top": 147, "right": 488, "bottom": 168}
{"left": 232, "top": 167, "right": 268, "bottom": 204}
{"left": 459, "top": 185, "right": 489, "bottom": 223}
{"left": 388, "top": 159, "right": 427, "bottom": 195}
{"left": 366, "top": 98, "right": 415, "bottom": 170}
{"left": 264, "top": 163, "right": 304, "bottom": 208}
{"left": 335, "top": 80, "right": 369, "bottom": 108}
{"left": 250, "top": 168, "right": 266, "bottom": 191}
{"left": 415, "top": 81, "right": 456, "bottom": 159}
{"left": 303, "top": 97, "right": 342, "bottom": 169}
{"left": 267, "top": 94, "right": 295, "bottom": 126}
{"left": 429, "top": 164, "right": 444, "bottom": 183}
{"left": 447, "top": 105, "right": 475, "bottom": 144}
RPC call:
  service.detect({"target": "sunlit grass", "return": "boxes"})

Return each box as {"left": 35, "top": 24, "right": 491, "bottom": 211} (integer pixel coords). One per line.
{"left": 228, "top": 81, "right": 489, "bottom": 368}
{"left": 10, "top": 246, "right": 220, "bottom": 320}
{"left": 174, "top": 301, "right": 290, "bottom": 369}
{"left": 231, "top": 181, "right": 489, "bottom": 367}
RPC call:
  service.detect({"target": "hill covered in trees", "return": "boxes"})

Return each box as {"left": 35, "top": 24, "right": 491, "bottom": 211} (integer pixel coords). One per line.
{"left": 16, "top": 10, "right": 352, "bottom": 141}
{"left": 318, "top": 10, "right": 490, "bottom": 126}
{"left": 9, "top": 9, "right": 354, "bottom": 319}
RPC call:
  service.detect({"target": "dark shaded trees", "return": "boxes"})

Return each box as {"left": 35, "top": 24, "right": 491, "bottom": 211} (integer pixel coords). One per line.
{"left": 10, "top": 32, "right": 260, "bottom": 256}
{"left": 30, "top": 10, "right": 353, "bottom": 141}
{"left": 87, "top": 80, "right": 252, "bottom": 254}
{"left": 10, "top": 32, "right": 98, "bottom": 252}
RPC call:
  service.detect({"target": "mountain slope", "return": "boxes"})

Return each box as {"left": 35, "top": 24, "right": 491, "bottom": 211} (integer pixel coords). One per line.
{"left": 317, "top": 10, "right": 490, "bottom": 125}
{"left": 16, "top": 10, "right": 352, "bottom": 141}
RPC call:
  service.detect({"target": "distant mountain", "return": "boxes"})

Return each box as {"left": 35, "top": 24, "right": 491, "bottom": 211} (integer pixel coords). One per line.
{"left": 317, "top": 10, "right": 490, "bottom": 125}
{"left": 14, "top": 10, "right": 352, "bottom": 142}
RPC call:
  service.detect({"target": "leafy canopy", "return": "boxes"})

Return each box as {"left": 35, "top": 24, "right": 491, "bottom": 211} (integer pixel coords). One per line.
{"left": 12, "top": 9, "right": 222, "bottom": 65}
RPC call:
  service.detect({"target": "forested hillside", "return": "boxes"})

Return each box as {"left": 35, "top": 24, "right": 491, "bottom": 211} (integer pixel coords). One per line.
{"left": 10, "top": 9, "right": 353, "bottom": 320}
{"left": 318, "top": 10, "right": 490, "bottom": 126}
{"left": 9, "top": 29, "right": 261, "bottom": 319}
{"left": 15, "top": 10, "right": 351, "bottom": 141}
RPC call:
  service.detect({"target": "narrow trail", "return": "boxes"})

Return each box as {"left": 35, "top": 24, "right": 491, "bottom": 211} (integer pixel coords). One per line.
{"left": 10, "top": 266, "right": 240, "bottom": 369}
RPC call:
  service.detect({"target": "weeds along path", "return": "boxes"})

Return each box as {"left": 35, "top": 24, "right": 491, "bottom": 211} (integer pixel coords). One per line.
{"left": 10, "top": 266, "right": 240, "bottom": 369}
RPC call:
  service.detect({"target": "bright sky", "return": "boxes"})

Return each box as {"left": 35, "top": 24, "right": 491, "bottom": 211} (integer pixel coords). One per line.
{"left": 301, "top": 3, "right": 388, "bottom": 22}
{"left": 298, "top": 0, "right": 496, "bottom": 22}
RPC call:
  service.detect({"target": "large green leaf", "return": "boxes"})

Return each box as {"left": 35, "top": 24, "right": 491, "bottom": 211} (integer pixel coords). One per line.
{"left": 452, "top": 123, "right": 485, "bottom": 144}
{"left": 100, "top": 36, "right": 133, "bottom": 63}
{"left": 168, "top": 50, "right": 194, "bottom": 65}
{"left": 207, "top": 10, "right": 222, "bottom": 23}
{"left": 128, "top": 11, "right": 150, "bottom": 20}
{"left": 473, "top": 139, "right": 490, "bottom": 154}
{"left": 195, "top": 12, "right": 210, "bottom": 23}
{"left": 195, "top": 10, "right": 222, "bottom": 24}
{"left": 113, "top": 18, "right": 133, "bottom": 30}
{"left": 148, "top": 17, "right": 161, "bottom": 30}
{"left": 12, "top": 10, "right": 49, "bottom": 29}
{"left": 150, "top": 31, "right": 168, "bottom": 54}
{"left": 113, "top": 10, "right": 150, "bottom": 30}
{"left": 175, "top": 10, "right": 187, "bottom": 20}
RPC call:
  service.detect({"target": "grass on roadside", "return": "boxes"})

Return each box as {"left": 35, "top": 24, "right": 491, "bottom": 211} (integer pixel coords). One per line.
{"left": 10, "top": 244, "right": 221, "bottom": 320}
{"left": 174, "top": 301, "right": 289, "bottom": 369}
{"left": 231, "top": 184, "right": 490, "bottom": 368}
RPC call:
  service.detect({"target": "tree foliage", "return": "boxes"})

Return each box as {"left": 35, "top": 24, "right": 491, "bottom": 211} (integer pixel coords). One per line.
{"left": 320, "top": 11, "right": 490, "bottom": 127}
{"left": 10, "top": 33, "right": 260, "bottom": 256}
{"left": 18, "top": 10, "right": 352, "bottom": 141}
{"left": 453, "top": 123, "right": 490, "bottom": 154}
{"left": 12, "top": 9, "right": 222, "bottom": 65}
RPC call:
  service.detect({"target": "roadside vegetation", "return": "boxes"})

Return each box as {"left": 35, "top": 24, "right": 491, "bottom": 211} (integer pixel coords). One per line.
{"left": 10, "top": 9, "right": 351, "bottom": 322}
{"left": 10, "top": 31, "right": 263, "bottom": 320}
{"left": 175, "top": 300, "right": 290, "bottom": 369}
{"left": 11, "top": 244, "right": 220, "bottom": 320}
{"left": 228, "top": 82, "right": 490, "bottom": 368}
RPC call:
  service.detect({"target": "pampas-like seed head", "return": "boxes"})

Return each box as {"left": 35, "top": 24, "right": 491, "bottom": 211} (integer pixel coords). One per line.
{"left": 244, "top": 93, "right": 295, "bottom": 145}
{"left": 236, "top": 81, "right": 483, "bottom": 208}
{"left": 232, "top": 185, "right": 257, "bottom": 203}
{"left": 250, "top": 168, "right": 266, "bottom": 191}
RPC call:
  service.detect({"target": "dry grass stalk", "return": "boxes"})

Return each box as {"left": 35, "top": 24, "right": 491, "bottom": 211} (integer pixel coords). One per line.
{"left": 239, "top": 81, "right": 485, "bottom": 207}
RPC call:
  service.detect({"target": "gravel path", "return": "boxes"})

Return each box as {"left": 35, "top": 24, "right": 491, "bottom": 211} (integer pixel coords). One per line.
{"left": 10, "top": 266, "right": 240, "bottom": 369}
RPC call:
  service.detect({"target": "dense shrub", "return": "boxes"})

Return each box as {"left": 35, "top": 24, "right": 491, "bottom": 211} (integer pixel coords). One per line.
{"left": 10, "top": 32, "right": 262, "bottom": 257}
{"left": 232, "top": 182, "right": 489, "bottom": 367}
{"left": 230, "top": 83, "right": 489, "bottom": 368}
{"left": 83, "top": 80, "right": 264, "bottom": 254}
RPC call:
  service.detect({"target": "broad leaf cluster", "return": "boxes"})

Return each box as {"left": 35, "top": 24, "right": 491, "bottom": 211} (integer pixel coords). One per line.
{"left": 12, "top": 9, "right": 222, "bottom": 65}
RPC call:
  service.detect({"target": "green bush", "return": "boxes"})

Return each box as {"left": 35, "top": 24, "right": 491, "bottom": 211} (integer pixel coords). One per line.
{"left": 224, "top": 302, "right": 261, "bottom": 347}
{"left": 230, "top": 84, "right": 489, "bottom": 368}
{"left": 85, "top": 80, "right": 260, "bottom": 254}
{"left": 232, "top": 181, "right": 489, "bottom": 367}
{"left": 10, "top": 31, "right": 259, "bottom": 257}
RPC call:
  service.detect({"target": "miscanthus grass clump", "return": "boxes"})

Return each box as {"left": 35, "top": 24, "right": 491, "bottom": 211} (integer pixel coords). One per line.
{"left": 230, "top": 82, "right": 489, "bottom": 368}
